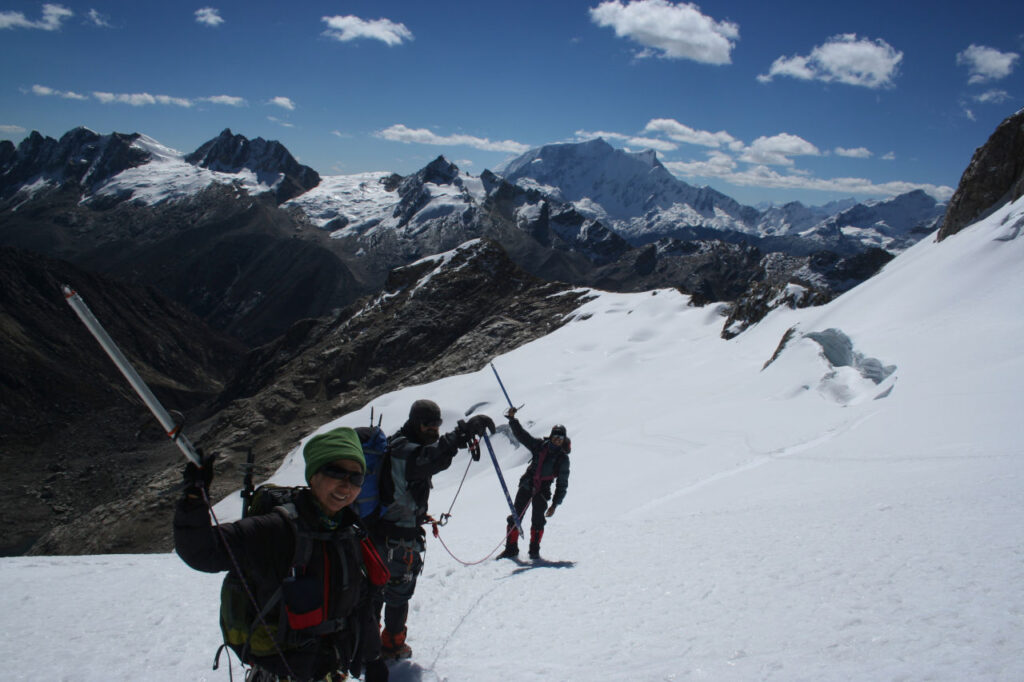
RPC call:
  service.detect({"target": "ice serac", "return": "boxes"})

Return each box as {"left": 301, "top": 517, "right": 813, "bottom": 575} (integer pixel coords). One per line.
{"left": 185, "top": 128, "right": 321, "bottom": 204}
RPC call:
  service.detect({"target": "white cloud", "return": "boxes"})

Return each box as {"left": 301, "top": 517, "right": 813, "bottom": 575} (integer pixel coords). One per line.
{"left": 973, "top": 89, "right": 1010, "bottom": 104}
{"left": 322, "top": 15, "right": 413, "bottom": 46}
{"left": 376, "top": 124, "right": 529, "bottom": 153}
{"left": 0, "top": 124, "right": 27, "bottom": 135}
{"left": 662, "top": 150, "right": 737, "bottom": 177}
{"left": 589, "top": 0, "right": 739, "bottom": 65}
{"left": 202, "top": 95, "right": 246, "bottom": 107}
{"left": 269, "top": 96, "right": 296, "bottom": 111}
{"left": 94, "top": 91, "right": 192, "bottom": 107}
{"left": 642, "top": 117, "right": 743, "bottom": 150}
{"left": 268, "top": 116, "right": 294, "bottom": 128}
{"left": 759, "top": 34, "right": 903, "bottom": 89}
{"left": 0, "top": 3, "right": 73, "bottom": 30}
{"left": 739, "top": 133, "right": 820, "bottom": 166}
{"left": 882, "top": 152, "right": 896, "bottom": 161}
{"left": 835, "top": 146, "right": 872, "bottom": 159}
{"left": 30, "top": 84, "right": 87, "bottom": 100}
{"left": 194, "top": 7, "right": 223, "bottom": 27}
{"left": 957, "top": 45, "right": 1019, "bottom": 84}
{"left": 87, "top": 9, "right": 111, "bottom": 27}
{"left": 574, "top": 129, "right": 679, "bottom": 152}
{"left": 665, "top": 156, "right": 953, "bottom": 201}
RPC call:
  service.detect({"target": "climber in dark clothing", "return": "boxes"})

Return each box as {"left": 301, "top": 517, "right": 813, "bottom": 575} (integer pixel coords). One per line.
{"left": 498, "top": 407, "right": 571, "bottom": 559}
{"left": 370, "top": 399, "right": 495, "bottom": 660}
{"left": 174, "top": 427, "right": 389, "bottom": 682}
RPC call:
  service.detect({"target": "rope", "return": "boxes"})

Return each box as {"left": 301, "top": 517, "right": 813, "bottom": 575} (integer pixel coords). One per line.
{"left": 427, "top": 498, "right": 532, "bottom": 566}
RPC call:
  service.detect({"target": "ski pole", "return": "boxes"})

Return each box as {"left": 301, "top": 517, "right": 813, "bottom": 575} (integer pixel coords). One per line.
{"left": 482, "top": 433, "right": 524, "bottom": 538}
{"left": 490, "top": 361, "right": 523, "bottom": 411}
{"left": 62, "top": 285, "right": 203, "bottom": 466}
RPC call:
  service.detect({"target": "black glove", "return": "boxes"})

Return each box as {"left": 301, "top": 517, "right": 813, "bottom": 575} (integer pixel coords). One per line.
{"left": 363, "top": 658, "right": 389, "bottom": 682}
{"left": 504, "top": 407, "right": 517, "bottom": 420}
{"left": 182, "top": 451, "right": 216, "bottom": 499}
{"left": 464, "top": 414, "right": 496, "bottom": 438}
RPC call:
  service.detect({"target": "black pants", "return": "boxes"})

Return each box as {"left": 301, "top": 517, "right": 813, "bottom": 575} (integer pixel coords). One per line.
{"left": 507, "top": 486, "right": 548, "bottom": 540}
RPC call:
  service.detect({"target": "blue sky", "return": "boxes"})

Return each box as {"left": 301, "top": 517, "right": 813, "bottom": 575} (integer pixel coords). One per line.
{"left": 1, "top": 1, "right": 1021, "bottom": 206}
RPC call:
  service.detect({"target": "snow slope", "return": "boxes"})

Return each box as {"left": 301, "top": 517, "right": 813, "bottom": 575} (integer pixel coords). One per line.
{"left": 3, "top": 198, "right": 1023, "bottom": 681}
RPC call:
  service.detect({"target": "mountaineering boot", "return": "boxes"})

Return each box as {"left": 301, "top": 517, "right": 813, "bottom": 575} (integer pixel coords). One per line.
{"left": 498, "top": 526, "right": 520, "bottom": 559}
{"left": 528, "top": 529, "right": 544, "bottom": 559}
{"left": 498, "top": 543, "right": 519, "bottom": 559}
{"left": 381, "top": 627, "right": 412, "bottom": 660}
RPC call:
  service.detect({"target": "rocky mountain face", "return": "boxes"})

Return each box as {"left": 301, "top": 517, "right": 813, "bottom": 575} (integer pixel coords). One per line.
{"left": 938, "top": 107, "right": 1024, "bottom": 240}
{"left": 0, "top": 127, "right": 151, "bottom": 199}
{"left": 185, "top": 128, "right": 321, "bottom": 204}
{"left": 26, "top": 240, "right": 589, "bottom": 555}
{"left": 0, "top": 246, "right": 244, "bottom": 555}
{"left": 0, "top": 177, "right": 366, "bottom": 345}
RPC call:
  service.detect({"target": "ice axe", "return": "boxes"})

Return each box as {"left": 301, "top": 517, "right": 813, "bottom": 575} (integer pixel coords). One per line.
{"left": 489, "top": 361, "right": 524, "bottom": 414}
{"left": 62, "top": 285, "right": 203, "bottom": 467}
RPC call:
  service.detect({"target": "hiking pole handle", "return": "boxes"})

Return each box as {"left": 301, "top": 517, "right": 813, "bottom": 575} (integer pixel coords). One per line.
{"left": 490, "top": 361, "right": 515, "bottom": 410}
{"left": 62, "top": 285, "right": 203, "bottom": 467}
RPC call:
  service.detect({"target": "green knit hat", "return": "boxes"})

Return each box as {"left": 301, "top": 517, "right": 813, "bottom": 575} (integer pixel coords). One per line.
{"left": 303, "top": 427, "right": 366, "bottom": 484}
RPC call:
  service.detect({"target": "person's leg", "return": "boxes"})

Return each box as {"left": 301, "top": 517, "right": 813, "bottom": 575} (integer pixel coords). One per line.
{"left": 500, "top": 487, "right": 532, "bottom": 557}
{"left": 380, "top": 537, "right": 423, "bottom": 659}
{"left": 528, "top": 493, "right": 548, "bottom": 558}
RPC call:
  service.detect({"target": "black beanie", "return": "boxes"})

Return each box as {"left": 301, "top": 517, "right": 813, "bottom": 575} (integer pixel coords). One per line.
{"left": 409, "top": 399, "right": 441, "bottom": 425}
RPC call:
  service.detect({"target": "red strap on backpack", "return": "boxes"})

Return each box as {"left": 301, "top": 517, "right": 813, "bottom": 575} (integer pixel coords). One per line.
{"left": 359, "top": 537, "right": 391, "bottom": 587}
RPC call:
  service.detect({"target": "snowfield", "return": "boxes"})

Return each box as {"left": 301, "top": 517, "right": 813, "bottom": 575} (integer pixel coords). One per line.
{"left": 2, "top": 198, "right": 1023, "bottom": 681}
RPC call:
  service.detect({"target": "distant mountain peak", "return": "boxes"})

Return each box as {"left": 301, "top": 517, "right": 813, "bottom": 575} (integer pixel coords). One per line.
{"left": 496, "top": 137, "right": 756, "bottom": 242}
{"left": 0, "top": 127, "right": 149, "bottom": 198}
{"left": 185, "top": 129, "right": 320, "bottom": 203}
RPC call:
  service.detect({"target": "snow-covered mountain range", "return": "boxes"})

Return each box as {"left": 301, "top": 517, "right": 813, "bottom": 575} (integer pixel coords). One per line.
{"left": 1, "top": 127, "right": 944, "bottom": 257}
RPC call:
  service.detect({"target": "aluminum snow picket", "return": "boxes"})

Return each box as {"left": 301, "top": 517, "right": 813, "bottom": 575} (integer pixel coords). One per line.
{"left": 482, "top": 433, "right": 524, "bottom": 538}
{"left": 62, "top": 285, "right": 203, "bottom": 466}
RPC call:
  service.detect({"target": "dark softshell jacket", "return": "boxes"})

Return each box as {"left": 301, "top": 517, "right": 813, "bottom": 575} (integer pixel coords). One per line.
{"left": 374, "top": 420, "right": 462, "bottom": 540}
{"left": 174, "top": 491, "right": 380, "bottom": 680}
{"left": 509, "top": 417, "right": 571, "bottom": 506}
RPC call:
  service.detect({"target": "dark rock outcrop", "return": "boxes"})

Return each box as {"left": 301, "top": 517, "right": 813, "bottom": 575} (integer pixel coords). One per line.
{"left": 938, "top": 108, "right": 1024, "bottom": 240}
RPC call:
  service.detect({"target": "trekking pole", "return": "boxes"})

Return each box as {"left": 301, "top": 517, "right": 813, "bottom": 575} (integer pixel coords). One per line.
{"left": 482, "top": 433, "right": 524, "bottom": 538}
{"left": 62, "top": 285, "right": 202, "bottom": 466}
{"left": 490, "top": 361, "right": 524, "bottom": 412}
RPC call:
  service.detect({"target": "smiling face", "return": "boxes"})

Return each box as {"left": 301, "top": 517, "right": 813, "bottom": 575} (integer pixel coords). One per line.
{"left": 309, "top": 459, "right": 364, "bottom": 516}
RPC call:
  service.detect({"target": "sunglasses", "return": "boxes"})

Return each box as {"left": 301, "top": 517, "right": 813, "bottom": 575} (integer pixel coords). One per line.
{"left": 319, "top": 465, "right": 365, "bottom": 486}
{"left": 422, "top": 420, "right": 442, "bottom": 428}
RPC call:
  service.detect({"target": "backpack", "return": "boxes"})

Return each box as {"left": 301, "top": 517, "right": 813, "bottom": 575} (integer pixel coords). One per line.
{"left": 219, "top": 484, "right": 389, "bottom": 665}
{"left": 353, "top": 425, "right": 394, "bottom": 521}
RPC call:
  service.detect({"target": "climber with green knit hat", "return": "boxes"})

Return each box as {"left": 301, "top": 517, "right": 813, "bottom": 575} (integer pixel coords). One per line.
{"left": 174, "top": 427, "right": 390, "bottom": 682}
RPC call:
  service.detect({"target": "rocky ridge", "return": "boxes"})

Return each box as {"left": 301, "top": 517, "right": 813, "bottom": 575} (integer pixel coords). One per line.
{"left": 26, "top": 239, "right": 588, "bottom": 554}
